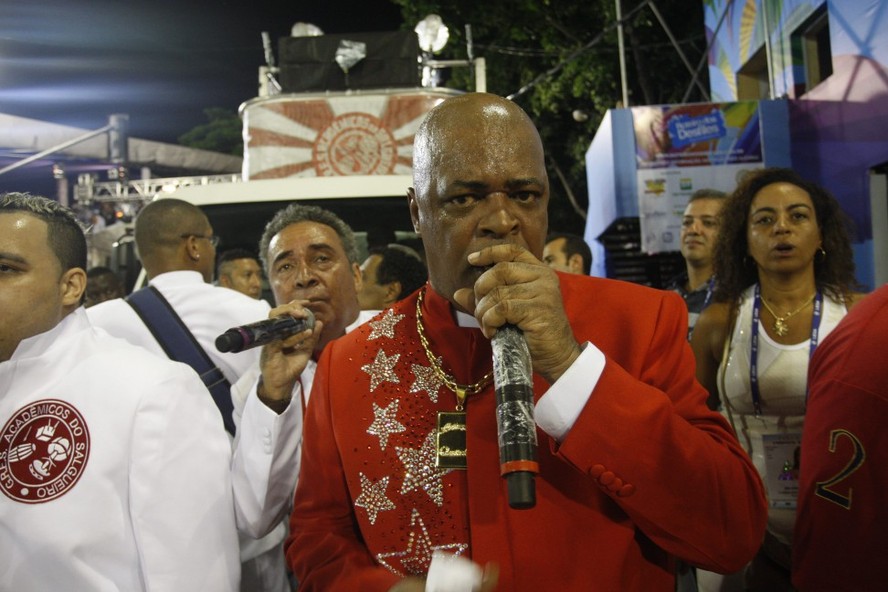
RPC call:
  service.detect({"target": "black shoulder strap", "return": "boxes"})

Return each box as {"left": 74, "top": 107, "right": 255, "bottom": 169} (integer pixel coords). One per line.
{"left": 126, "top": 286, "right": 236, "bottom": 435}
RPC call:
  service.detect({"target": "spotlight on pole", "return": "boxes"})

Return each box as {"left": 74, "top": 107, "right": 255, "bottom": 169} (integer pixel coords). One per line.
{"left": 415, "top": 14, "right": 450, "bottom": 87}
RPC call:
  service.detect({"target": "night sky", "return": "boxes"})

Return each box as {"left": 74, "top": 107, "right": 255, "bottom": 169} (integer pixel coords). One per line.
{"left": 0, "top": 0, "right": 404, "bottom": 143}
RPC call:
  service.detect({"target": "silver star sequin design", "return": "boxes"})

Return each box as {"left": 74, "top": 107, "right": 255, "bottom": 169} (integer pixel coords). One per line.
{"left": 376, "top": 508, "right": 469, "bottom": 577}
{"left": 396, "top": 431, "right": 451, "bottom": 506}
{"left": 368, "top": 309, "right": 405, "bottom": 340}
{"left": 361, "top": 349, "right": 401, "bottom": 392}
{"left": 354, "top": 473, "right": 396, "bottom": 525}
{"left": 367, "top": 399, "right": 406, "bottom": 450}
{"left": 410, "top": 362, "right": 443, "bottom": 403}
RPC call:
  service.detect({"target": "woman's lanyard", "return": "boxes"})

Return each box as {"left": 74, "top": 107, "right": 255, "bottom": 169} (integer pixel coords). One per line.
{"left": 701, "top": 277, "right": 715, "bottom": 311}
{"left": 750, "top": 284, "right": 823, "bottom": 416}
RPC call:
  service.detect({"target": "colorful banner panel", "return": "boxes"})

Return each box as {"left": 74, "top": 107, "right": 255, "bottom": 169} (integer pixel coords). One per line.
{"left": 633, "top": 102, "right": 764, "bottom": 253}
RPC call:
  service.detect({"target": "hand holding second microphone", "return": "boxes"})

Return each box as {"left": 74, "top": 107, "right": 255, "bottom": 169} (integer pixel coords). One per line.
{"left": 215, "top": 310, "right": 316, "bottom": 353}
{"left": 226, "top": 303, "right": 321, "bottom": 412}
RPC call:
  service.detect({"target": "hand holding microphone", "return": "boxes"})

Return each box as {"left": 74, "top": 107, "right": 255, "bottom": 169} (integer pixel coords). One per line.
{"left": 453, "top": 244, "right": 584, "bottom": 510}
{"left": 216, "top": 310, "right": 316, "bottom": 353}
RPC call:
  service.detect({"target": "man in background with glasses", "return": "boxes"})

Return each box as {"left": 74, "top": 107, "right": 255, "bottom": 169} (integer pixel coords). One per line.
{"left": 88, "top": 198, "right": 269, "bottom": 390}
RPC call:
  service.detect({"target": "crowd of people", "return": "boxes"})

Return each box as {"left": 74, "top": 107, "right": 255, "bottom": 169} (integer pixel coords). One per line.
{"left": 1, "top": 92, "right": 882, "bottom": 592}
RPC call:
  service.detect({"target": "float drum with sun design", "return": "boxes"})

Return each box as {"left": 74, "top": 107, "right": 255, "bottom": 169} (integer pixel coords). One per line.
{"left": 240, "top": 89, "right": 460, "bottom": 180}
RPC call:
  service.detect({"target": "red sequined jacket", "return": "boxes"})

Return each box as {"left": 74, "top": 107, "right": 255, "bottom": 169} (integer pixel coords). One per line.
{"left": 287, "top": 274, "right": 767, "bottom": 591}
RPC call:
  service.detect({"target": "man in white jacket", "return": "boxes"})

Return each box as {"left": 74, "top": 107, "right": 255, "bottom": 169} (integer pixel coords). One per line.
{"left": 0, "top": 192, "right": 239, "bottom": 591}
{"left": 86, "top": 197, "right": 285, "bottom": 590}
{"left": 231, "top": 204, "right": 378, "bottom": 541}
{"left": 87, "top": 197, "right": 270, "bottom": 405}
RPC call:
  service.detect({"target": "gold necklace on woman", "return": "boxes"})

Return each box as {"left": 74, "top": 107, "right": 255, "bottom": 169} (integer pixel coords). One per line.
{"left": 415, "top": 288, "right": 493, "bottom": 469}
{"left": 760, "top": 292, "right": 817, "bottom": 337}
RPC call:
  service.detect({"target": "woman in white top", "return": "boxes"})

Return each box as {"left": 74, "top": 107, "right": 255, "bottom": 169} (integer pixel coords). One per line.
{"left": 692, "top": 167, "right": 866, "bottom": 591}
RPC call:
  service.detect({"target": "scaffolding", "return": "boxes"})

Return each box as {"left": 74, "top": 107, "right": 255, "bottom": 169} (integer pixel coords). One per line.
{"left": 73, "top": 173, "right": 242, "bottom": 204}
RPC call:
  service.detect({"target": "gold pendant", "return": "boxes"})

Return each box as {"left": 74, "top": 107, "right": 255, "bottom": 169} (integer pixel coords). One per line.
{"left": 436, "top": 411, "right": 467, "bottom": 469}
{"left": 773, "top": 318, "right": 789, "bottom": 337}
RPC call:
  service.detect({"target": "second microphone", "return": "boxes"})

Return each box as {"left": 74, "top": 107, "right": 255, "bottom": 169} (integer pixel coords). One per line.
{"left": 215, "top": 310, "right": 316, "bottom": 353}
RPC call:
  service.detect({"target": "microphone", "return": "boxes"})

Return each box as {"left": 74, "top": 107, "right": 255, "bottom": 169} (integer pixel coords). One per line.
{"left": 491, "top": 323, "right": 539, "bottom": 509}
{"left": 215, "top": 311, "right": 315, "bottom": 353}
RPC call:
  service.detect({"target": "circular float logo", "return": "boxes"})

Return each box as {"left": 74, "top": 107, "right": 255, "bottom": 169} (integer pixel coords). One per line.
{"left": 314, "top": 112, "right": 397, "bottom": 176}
{"left": 0, "top": 399, "right": 90, "bottom": 503}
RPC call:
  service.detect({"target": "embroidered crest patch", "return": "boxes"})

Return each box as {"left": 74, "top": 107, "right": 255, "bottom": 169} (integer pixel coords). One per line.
{"left": 0, "top": 399, "right": 90, "bottom": 503}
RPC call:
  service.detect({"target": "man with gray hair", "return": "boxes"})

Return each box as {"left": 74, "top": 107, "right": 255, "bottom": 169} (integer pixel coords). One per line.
{"left": 230, "top": 203, "right": 379, "bottom": 572}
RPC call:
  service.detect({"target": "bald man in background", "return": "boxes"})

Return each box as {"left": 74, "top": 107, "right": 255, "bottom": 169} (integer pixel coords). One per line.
{"left": 85, "top": 198, "right": 284, "bottom": 592}
{"left": 87, "top": 198, "right": 269, "bottom": 388}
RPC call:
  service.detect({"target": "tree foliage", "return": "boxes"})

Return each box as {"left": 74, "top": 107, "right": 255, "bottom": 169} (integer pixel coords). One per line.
{"left": 392, "top": 0, "right": 709, "bottom": 234}
{"left": 178, "top": 107, "right": 243, "bottom": 157}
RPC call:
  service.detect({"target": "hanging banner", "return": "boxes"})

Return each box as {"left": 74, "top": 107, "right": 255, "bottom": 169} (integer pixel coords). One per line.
{"left": 632, "top": 102, "right": 764, "bottom": 253}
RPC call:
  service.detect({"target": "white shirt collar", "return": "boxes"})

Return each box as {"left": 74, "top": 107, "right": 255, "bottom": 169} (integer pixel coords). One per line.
{"left": 348, "top": 309, "right": 380, "bottom": 333}
{"left": 8, "top": 308, "right": 88, "bottom": 362}
{"left": 455, "top": 309, "right": 480, "bottom": 329}
{"left": 148, "top": 270, "right": 205, "bottom": 288}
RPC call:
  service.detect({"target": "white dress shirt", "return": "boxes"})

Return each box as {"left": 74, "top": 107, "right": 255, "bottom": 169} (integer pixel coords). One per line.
{"left": 231, "top": 310, "right": 379, "bottom": 538}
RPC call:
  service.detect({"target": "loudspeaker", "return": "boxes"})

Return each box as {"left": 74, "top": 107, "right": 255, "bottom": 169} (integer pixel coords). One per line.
{"left": 278, "top": 31, "right": 420, "bottom": 92}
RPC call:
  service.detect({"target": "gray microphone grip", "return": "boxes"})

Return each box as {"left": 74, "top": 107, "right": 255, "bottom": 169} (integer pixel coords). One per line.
{"left": 492, "top": 323, "right": 539, "bottom": 509}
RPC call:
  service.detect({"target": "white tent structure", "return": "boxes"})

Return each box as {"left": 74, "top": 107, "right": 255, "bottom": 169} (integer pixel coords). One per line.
{"left": 0, "top": 113, "right": 242, "bottom": 174}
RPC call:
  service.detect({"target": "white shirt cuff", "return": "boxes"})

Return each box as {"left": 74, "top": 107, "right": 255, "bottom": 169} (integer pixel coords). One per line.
{"left": 534, "top": 342, "right": 605, "bottom": 442}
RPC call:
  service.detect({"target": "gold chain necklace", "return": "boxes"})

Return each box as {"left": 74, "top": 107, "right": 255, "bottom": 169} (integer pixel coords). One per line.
{"left": 415, "top": 288, "right": 493, "bottom": 410}
{"left": 760, "top": 292, "right": 816, "bottom": 337}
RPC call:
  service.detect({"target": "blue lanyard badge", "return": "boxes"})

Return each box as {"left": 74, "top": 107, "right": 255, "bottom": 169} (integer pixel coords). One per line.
{"left": 750, "top": 284, "right": 823, "bottom": 416}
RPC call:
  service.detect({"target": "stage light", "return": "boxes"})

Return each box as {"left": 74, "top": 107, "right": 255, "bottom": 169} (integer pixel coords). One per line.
{"left": 291, "top": 22, "right": 324, "bottom": 37}
{"left": 414, "top": 14, "right": 449, "bottom": 54}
